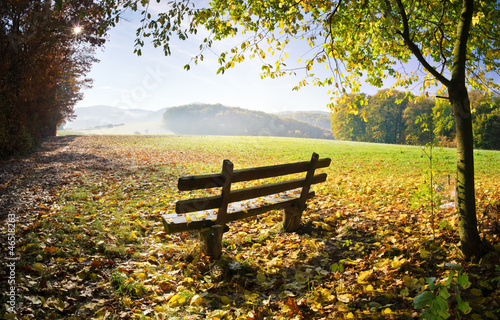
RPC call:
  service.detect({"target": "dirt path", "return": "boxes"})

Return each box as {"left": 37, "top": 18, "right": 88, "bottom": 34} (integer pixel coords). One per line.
{"left": 1, "top": 136, "right": 123, "bottom": 222}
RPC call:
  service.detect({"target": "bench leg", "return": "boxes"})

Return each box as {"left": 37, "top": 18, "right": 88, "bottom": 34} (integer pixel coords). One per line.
{"left": 283, "top": 207, "right": 302, "bottom": 232}
{"left": 200, "top": 224, "right": 224, "bottom": 260}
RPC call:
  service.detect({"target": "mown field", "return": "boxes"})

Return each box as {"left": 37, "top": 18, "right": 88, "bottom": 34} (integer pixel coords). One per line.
{"left": 1, "top": 135, "right": 499, "bottom": 319}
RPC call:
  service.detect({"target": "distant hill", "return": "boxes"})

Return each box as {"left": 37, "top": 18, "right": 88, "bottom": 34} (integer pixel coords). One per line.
{"left": 65, "top": 105, "right": 168, "bottom": 130}
{"left": 276, "top": 111, "right": 332, "bottom": 131}
{"left": 163, "top": 104, "right": 332, "bottom": 139}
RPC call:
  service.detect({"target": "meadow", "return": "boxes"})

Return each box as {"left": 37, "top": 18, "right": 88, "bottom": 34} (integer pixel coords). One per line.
{"left": 1, "top": 135, "right": 499, "bottom": 319}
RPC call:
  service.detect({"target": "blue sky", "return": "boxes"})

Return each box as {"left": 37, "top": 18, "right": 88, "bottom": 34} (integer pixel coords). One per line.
{"left": 75, "top": 6, "right": 379, "bottom": 113}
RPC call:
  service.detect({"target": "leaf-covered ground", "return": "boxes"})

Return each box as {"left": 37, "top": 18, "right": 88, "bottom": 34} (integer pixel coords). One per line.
{"left": 1, "top": 135, "right": 500, "bottom": 319}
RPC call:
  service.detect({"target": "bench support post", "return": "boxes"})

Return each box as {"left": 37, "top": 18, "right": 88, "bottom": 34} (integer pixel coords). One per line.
{"left": 283, "top": 152, "right": 319, "bottom": 232}
{"left": 200, "top": 225, "right": 224, "bottom": 260}
{"left": 202, "top": 160, "right": 233, "bottom": 259}
{"left": 283, "top": 206, "right": 302, "bottom": 232}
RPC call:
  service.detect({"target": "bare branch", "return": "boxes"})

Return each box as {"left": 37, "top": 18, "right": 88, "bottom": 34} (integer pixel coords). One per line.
{"left": 394, "top": 0, "right": 451, "bottom": 87}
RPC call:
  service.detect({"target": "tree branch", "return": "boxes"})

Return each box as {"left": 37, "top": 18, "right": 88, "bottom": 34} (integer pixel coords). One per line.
{"left": 394, "top": 0, "right": 451, "bottom": 87}
{"left": 451, "top": 0, "right": 474, "bottom": 85}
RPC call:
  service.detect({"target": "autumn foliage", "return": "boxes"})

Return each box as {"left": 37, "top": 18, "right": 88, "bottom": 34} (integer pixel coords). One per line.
{"left": 0, "top": 0, "right": 110, "bottom": 157}
{"left": 331, "top": 90, "right": 500, "bottom": 150}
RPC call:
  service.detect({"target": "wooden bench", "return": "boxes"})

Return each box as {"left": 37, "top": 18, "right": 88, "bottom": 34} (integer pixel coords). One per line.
{"left": 162, "top": 153, "right": 331, "bottom": 259}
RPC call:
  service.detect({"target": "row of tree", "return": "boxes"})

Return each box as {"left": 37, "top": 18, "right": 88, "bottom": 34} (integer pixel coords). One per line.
{"left": 331, "top": 90, "right": 500, "bottom": 150}
{"left": 0, "top": 0, "right": 111, "bottom": 157}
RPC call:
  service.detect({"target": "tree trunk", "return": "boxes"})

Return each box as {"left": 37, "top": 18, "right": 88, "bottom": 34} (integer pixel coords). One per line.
{"left": 449, "top": 84, "right": 485, "bottom": 259}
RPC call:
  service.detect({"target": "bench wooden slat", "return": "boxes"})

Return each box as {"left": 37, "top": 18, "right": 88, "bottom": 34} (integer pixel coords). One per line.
{"left": 177, "top": 173, "right": 226, "bottom": 191}
{"left": 231, "top": 173, "right": 326, "bottom": 203}
{"left": 225, "top": 191, "right": 315, "bottom": 223}
{"left": 178, "top": 157, "right": 331, "bottom": 191}
{"left": 175, "top": 173, "right": 327, "bottom": 214}
{"left": 232, "top": 157, "right": 330, "bottom": 183}
{"left": 162, "top": 191, "right": 315, "bottom": 234}
{"left": 162, "top": 212, "right": 217, "bottom": 233}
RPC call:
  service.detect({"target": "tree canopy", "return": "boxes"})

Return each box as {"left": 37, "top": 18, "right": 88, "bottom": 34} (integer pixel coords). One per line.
{"left": 118, "top": 0, "right": 500, "bottom": 101}
{"left": 331, "top": 89, "right": 500, "bottom": 150}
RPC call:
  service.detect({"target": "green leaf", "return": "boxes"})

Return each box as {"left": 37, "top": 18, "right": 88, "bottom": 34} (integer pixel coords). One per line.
{"left": 216, "top": 67, "right": 225, "bottom": 75}
{"left": 456, "top": 295, "right": 472, "bottom": 314}
{"left": 457, "top": 273, "right": 471, "bottom": 289}
{"left": 445, "top": 272, "right": 455, "bottom": 286}
{"left": 426, "top": 277, "right": 439, "bottom": 291}
{"left": 413, "top": 290, "right": 435, "bottom": 309}
{"left": 445, "top": 262, "right": 462, "bottom": 271}
{"left": 438, "top": 287, "right": 451, "bottom": 300}
{"left": 435, "top": 295, "right": 449, "bottom": 312}
{"left": 437, "top": 309, "right": 451, "bottom": 319}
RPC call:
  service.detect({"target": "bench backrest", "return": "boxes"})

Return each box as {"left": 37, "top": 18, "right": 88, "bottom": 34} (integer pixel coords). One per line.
{"left": 174, "top": 152, "right": 330, "bottom": 228}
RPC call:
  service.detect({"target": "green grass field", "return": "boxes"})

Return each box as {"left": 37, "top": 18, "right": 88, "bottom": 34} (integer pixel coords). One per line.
{"left": 2, "top": 135, "right": 499, "bottom": 319}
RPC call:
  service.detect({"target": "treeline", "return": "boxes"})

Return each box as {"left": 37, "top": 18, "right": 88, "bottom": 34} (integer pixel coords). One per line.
{"left": 0, "top": 1, "right": 110, "bottom": 157}
{"left": 331, "top": 90, "right": 500, "bottom": 150}
{"left": 163, "top": 104, "right": 332, "bottom": 139}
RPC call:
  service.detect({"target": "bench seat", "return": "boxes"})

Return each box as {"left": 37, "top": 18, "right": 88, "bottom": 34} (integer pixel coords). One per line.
{"left": 162, "top": 189, "right": 313, "bottom": 233}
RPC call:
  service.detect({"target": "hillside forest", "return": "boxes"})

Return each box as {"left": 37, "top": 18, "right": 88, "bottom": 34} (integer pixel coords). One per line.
{"left": 162, "top": 104, "right": 333, "bottom": 140}
{"left": 331, "top": 90, "right": 500, "bottom": 150}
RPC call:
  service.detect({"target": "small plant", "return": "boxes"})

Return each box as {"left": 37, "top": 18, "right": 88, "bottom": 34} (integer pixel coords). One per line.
{"left": 342, "top": 239, "right": 353, "bottom": 248}
{"left": 110, "top": 271, "right": 127, "bottom": 293}
{"left": 110, "top": 271, "right": 146, "bottom": 296}
{"left": 415, "top": 114, "right": 441, "bottom": 238}
{"left": 330, "top": 260, "right": 345, "bottom": 273}
{"left": 413, "top": 263, "right": 472, "bottom": 319}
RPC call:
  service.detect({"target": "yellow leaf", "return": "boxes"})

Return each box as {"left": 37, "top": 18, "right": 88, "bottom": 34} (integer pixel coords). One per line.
{"left": 33, "top": 263, "right": 46, "bottom": 274}
{"left": 391, "top": 256, "right": 406, "bottom": 269}
{"left": 221, "top": 296, "right": 231, "bottom": 305}
{"left": 134, "top": 272, "right": 147, "bottom": 280}
{"left": 196, "top": 213, "right": 207, "bottom": 219}
{"left": 122, "top": 297, "right": 132, "bottom": 307}
{"left": 190, "top": 294, "right": 204, "bottom": 306}
{"left": 154, "top": 305, "right": 166, "bottom": 313}
{"left": 169, "top": 294, "right": 188, "bottom": 307}
{"left": 357, "top": 270, "right": 372, "bottom": 284}
{"left": 419, "top": 247, "right": 431, "bottom": 259}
